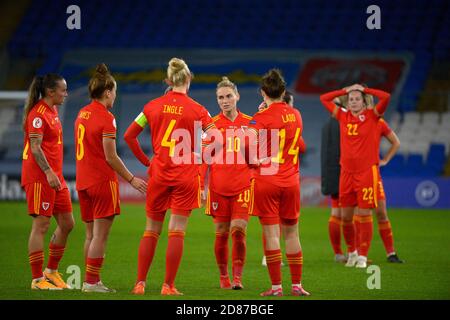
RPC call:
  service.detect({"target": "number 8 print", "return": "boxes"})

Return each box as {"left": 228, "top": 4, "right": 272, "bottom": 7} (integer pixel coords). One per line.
{"left": 76, "top": 124, "right": 85, "bottom": 160}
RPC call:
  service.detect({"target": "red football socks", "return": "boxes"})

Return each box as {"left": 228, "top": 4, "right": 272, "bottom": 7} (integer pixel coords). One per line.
{"left": 231, "top": 227, "right": 246, "bottom": 279}
{"left": 85, "top": 257, "right": 103, "bottom": 284}
{"left": 164, "top": 231, "right": 185, "bottom": 286}
{"left": 47, "top": 243, "right": 65, "bottom": 270}
{"left": 215, "top": 231, "right": 229, "bottom": 276}
{"left": 136, "top": 230, "right": 160, "bottom": 282}
{"left": 286, "top": 251, "right": 303, "bottom": 284}
{"left": 264, "top": 249, "right": 282, "bottom": 285}
{"left": 378, "top": 220, "right": 395, "bottom": 255}
{"left": 29, "top": 250, "right": 44, "bottom": 280}
{"left": 328, "top": 216, "right": 343, "bottom": 255}
{"left": 342, "top": 220, "right": 356, "bottom": 253}
{"left": 357, "top": 215, "right": 373, "bottom": 257}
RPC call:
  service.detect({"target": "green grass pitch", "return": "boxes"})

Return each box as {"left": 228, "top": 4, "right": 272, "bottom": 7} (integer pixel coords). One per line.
{"left": 0, "top": 202, "right": 449, "bottom": 300}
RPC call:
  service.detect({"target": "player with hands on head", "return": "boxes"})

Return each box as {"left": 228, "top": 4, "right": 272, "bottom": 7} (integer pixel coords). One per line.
{"left": 320, "top": 83, "right": 391, "bottom": 268}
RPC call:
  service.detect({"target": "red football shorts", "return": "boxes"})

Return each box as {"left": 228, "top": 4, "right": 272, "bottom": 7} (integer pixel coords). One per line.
{"left": 377, "top": 173, "right": 386, "bottom": 201}
{"left": 146, "top": 175, "right": 200, "bottom": 221}
{"left": 78, "top": 180, "right": 120, "bottom": 222}
{"left": 24, "top": 182, "right": 72, "bottom": 217}
{"left": 331, "top": 194, "right": 341, "bottom": 208}
{"left": 205, "top": 187, "right": 251, "bottom": 223}
{"left": 339, "top": 165, "right": 380, "bottom": 209}
{"left": 250, "top": 178, "right": 300, "bottom": 225}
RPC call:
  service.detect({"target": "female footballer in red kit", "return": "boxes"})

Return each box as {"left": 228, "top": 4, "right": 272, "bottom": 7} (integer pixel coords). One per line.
{"left": 75, "top": 64, "right": 147, "bottom": 293}
{"left": 202, "top": 77, "right": 252, "bottom": 290}
{"left": 22, "top": 74, "right": 75, "bottom": 290}
{"left": 320, "top": 84, "right": 390, "bottom": 268}
{"left": 248, "top": 69, "right": 310, "bottom": 297}
{"left": 125, "top": 58, "right": 216, "bottom": 295}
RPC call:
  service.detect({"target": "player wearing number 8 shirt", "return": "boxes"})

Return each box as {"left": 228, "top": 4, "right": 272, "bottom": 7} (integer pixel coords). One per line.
{"left": 75, "top": 64, "right": 147, "bottom": 293}
{"left": 320, "top": 84, "right": 390, "bottom": 269}
{"left": 124, "top": 58, "right": 216, "bottom": 296}
{"left": 248, "top": 69, "right": 309, "bottom": 297}
{"left": 201, "top": 77, "right": 252, "bottom": 290}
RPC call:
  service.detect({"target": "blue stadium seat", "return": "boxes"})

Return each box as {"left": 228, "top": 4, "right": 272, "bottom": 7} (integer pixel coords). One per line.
{"left": 425, "top": 144, "right": 446, "bottom": 175}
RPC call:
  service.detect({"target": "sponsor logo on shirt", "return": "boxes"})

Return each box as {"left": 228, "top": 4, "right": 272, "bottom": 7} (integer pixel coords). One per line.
{"left": 32, "top": 117, "right": 43, "bottom": 129}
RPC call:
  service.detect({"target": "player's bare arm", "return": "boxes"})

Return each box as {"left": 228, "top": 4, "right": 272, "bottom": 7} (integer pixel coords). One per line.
{"left": 380, "top": 131, "right": 400, "bottom": 166}
{"left": 103, "top": 137, "right": 147, "bottom": 194}
{"left": 30, "top": 135, "right": 61, "bottom": 189}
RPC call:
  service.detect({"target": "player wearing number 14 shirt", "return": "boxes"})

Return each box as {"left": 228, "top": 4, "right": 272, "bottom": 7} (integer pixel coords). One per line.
{"left": 124, "top": 58, "right": 216, "bottom": 296}
{"left": 248, "top": 69, "right": 309, "bottom": 297}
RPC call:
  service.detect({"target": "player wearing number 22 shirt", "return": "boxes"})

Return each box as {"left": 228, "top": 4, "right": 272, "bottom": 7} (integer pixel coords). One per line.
{"left": 320, "top": 84, "right": 390, "bottom": 268}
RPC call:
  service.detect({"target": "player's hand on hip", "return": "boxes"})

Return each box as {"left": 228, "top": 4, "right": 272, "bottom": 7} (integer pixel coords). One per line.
{"left": 131, "top": 177, "right": 148, "bottom": 194}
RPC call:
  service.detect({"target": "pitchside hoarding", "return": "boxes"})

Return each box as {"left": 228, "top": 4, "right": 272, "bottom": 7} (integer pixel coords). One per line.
{"left": 1, "top": 174, "right": 449, "bottom": 209}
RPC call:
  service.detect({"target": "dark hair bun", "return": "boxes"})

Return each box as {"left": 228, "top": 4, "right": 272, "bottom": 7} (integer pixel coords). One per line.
{"left": 95, "top": 63, "right": 109, "bottom": 75}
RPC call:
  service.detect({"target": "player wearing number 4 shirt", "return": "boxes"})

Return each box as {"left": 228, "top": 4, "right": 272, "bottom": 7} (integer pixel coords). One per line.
{"left": 21, "top": 74, "right": 74, "bottom": 290}
{"left": 75, "top": 64, "right": 146, "bottom": 293}
{"left": 248, "top": 69, "right": 309, "bottom": 297}
{"left": 201, "top": 77, "right": 252, "bottom": 290}
{"left": 320, "top": 84, "right": 390, "bottom": 269}
{"left": 124, "top": 58, "right": 216, "bottom": 296}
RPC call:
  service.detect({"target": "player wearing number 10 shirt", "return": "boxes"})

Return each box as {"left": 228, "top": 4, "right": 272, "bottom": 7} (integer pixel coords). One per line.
{"left": 248, "top": 69, "right": 309, "bottom": 297}
{"left": 320, "top": 84, "right": 390, "bottom": 269}
{"left": 124, "top": 58, "right": 215, "bottom": 296}
{"left": 202, "top": 76, "right": 252, "bottom": 291}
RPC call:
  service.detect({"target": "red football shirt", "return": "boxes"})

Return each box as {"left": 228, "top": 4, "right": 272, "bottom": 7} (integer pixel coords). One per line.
{"left": 336, "top": 107, "right": 380, "bottom": 172}
{"left": 141, "top": 91, "right": 214, "bottom": 185}
{"left": 376, "top": 118, "right": 392, "bottom": 160}
{"left": 75, "top": 100, "right": 118, "bottom": 190}
{"left": 21, "top": 100, "right": 66, "bottom": 187}
{"left": 248, "top": 102, "right": 303, "bottom": 187}
{"left": 207, "top": 111, "right": 252, "bottom": 196}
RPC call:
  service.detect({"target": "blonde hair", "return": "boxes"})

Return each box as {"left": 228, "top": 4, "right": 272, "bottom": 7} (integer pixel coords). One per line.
{"left": 216, "top": 76, "right": 238, "bottom": 95}
{"left": 167, "top": 58, "right": 191, "bottom": 87}
{"left": 88, "top": 63, "right": 116, "bottom": 99}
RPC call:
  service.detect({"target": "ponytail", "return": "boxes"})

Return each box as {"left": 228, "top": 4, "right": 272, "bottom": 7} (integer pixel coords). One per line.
{"left": 22, "top": 73, "right": 64, "bottom": 131}
{"left": 23, "top": 76, "right": 43, "bottom": 131}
